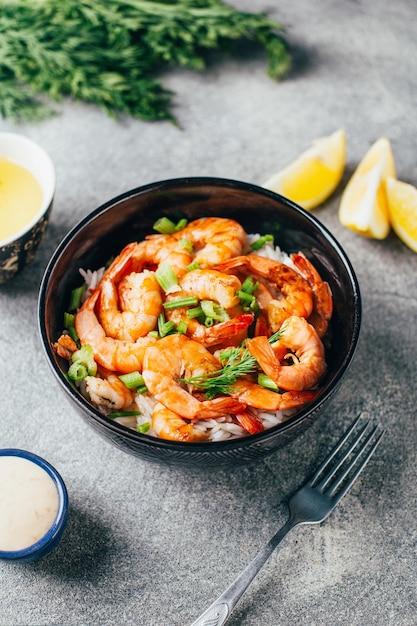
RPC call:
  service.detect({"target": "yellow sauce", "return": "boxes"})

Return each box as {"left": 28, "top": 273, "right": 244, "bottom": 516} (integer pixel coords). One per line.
{"left": 0, "top": 456, "right": 59, "bottom": 552}
{"left": 0, "top": 157, "right": 43, "bottom": 242}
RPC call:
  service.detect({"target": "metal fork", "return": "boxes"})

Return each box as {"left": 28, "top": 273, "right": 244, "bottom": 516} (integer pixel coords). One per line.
{"left": 190, "top": 415, "right": 384, "bottom": 626}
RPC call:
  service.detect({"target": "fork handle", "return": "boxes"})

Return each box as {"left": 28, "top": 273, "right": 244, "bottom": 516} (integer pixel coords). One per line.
{"left": 189, "top": 518, "right": 297, "bottom": 626}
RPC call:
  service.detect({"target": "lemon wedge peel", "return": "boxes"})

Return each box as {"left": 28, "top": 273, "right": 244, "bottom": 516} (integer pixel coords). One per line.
{"left": 338, "top": 137, "right": 396, "bottom": 240}
{"left": 386, "top": 177, "right": 417, "bottom": 253}
{"left": 262, "top": 129, "right": 346, "bottom": 210}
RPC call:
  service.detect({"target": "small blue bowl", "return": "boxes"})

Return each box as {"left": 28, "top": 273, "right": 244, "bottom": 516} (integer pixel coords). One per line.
{"left": 0, "top": 449, "right": 68, "bottom": 563}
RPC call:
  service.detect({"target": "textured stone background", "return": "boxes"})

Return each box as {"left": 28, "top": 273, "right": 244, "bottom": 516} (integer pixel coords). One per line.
{"left": 1, "top": 1, "right": 416, "bottom": 624}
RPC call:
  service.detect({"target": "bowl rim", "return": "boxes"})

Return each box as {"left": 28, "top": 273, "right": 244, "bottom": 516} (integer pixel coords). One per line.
{"left": 38, "top": 176, "right": 362, "bottom": 452}
{"left": 0, "top": 448, "right": 68, "bottom": 560}
{"left": 0, "top": 132, "right": 56, "bottom": 248}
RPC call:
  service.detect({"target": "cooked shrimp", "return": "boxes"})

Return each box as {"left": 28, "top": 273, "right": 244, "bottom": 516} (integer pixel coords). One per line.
{"left": 96, "top": 242, "right": 163, "bottom": 341}
{"left": 142, "top": 334, "right": 247, "bottom": 419}
{"left": 229, "top": 379, "right": 318, "bottom": 410}
{"left": 179, "top": 269, "right": 242, "bottom": 309}
{"left": 75, "top": 289, "right": 157, "bottom": 374}
{"left": 291, "top": 252, "right": 333, "bottom": 338}
{"left": 252, "top": 282, "right": 274, "bottom": 336}
{"left": 84, "top": 374, "right": 134, "bottom": 411}
{"left": 151, "top": 402, "right": 209, "bottom": 442}
{"left": 234, "top": 410, "right": 265, "bottom": 434}
{"left": 165, "top": 269, "right": 254, "bottom": 347}
{"left": 173, "top": 217, "right": 246, "bottom": 267}
{"left": 132, "top": 234, "right": 193, "bottom": 277}
{"left": 216, "top": 254, "right": 313, "bottom": 332}
{"left": 181, "top": 312, "right": 254, "bottom": 348}
{"left": 52, "top": 334, "right": 78, "bottom": 360}
{"left": 245, "top": 315, "right": 326, "bottom": 391}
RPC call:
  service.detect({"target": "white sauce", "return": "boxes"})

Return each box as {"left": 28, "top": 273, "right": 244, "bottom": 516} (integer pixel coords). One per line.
{"left": 0, "top": 456, "right": 59, "bottom": 552}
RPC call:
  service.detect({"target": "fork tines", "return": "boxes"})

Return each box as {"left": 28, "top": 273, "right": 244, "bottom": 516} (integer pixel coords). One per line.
{"left": 309, "top": 415, "right": 384, "bottom": 501}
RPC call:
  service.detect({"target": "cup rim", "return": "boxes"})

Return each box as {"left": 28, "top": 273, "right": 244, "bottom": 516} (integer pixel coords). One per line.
{"left": 0, "top": 448, "right": 68, "bottom": 560}
{"left": 0, "top": 132, "right": 56, "bottom": 248}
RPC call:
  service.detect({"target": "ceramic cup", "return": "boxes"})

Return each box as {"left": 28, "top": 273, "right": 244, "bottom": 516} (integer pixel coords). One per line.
{"left": 0, "top": 449, "right": 68, "bottom": 562}
{"left": 0, "top": 132, "right": 55, "bottom": 284}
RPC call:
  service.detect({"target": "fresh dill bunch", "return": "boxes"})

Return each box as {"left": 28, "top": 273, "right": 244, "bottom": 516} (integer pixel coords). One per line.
{"left": 0, "top": 0, "right": 291, "bottom": 123}
{"left": 183, "top": 329, "right": 284, "bottom": 399}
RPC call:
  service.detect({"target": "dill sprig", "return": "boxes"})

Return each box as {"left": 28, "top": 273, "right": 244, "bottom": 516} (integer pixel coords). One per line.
{"left": 183, "top": 329, "right": 284, "bottom": 399}
{"left": 0, "top": 0, "right": 290, "bottom": 123}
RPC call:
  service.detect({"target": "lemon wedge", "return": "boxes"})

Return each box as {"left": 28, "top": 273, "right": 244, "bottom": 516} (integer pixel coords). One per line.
{"left": 386, "top": 177, "right": 417, "bottom": 253}
{"left": 338, "top": 137, "right": 396, "bottom": 239}
{"left": 262, "top": 129, "right": 346, "bottom": 210}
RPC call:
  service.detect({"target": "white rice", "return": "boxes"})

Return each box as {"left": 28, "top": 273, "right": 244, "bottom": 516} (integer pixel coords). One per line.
{"left": 76, "top": 235, "right": 299, "bottom": 441}
{"left": 79, "top": 266, "right": 105, "bottom": 300}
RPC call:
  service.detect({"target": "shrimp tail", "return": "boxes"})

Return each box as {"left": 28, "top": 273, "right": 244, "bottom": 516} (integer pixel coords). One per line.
{"left": 197, "top": 313, "right": 254, "bottom": 347}
{"left": 278, "top": 389, "right": 320, "bottom": 409}
{"left": 291, "top": 252, "right": 333, "bottom": 337}
{"left": 198, "top": 396, "right": 247, "bottom": 419}
{"left": 235, "top": 410, "right": 265, "bottom": 434}
{"left": 245, "top": 336, "right": 281, "bottom": 382}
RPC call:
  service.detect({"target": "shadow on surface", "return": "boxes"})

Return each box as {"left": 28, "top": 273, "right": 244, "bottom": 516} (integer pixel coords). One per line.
{"left": 26, "top": 504, "right": 122, "bottom": 582}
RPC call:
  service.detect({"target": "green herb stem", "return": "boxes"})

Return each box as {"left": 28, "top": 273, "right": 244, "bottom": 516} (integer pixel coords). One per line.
{"left": 108, "top": 410, "right": 142, "bottom": 418}
{"left": 68, "top": 284, "right": 85, "bottom": 311}
{"left": 119, "top": 371, "right": 146, "bottom": 390}
{"left": 0, "top": 0, "right": 290, "bottom": 123}
{"left": 163, "top": 296, "right": 199, "bottom": 310}
{"left": 250, "top": 234, "right": 274, "bottom": 251}
{"left": 257, "top": 373, "right": 279, "bottom": 391}
{"left": 155, "top": 262, "right": 178, "bottom": 292}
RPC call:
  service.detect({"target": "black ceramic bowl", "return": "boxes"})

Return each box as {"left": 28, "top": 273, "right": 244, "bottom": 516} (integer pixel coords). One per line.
{"left": 38, "top": 177, "right": 361, "bottom": 468}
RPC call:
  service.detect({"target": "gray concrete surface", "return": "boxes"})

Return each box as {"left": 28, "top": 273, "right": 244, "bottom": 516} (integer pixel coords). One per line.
{"left": 1, "top": 1, "right": 416, "bottom": 624}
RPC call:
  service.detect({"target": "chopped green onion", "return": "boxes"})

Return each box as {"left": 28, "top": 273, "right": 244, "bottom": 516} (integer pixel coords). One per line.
{"left": 160, "top": 321, "right": 176, "bottom": 337}
{"left": 67, "top": 325, "right": 80, "bottom": 345}
{"left": 71, "top": 344, "right": 97, "bottom": 376}
{"left": 241, "top": 276, "right": 259, "bottom": 294}
{"left": 68, "top": 361, "right": 88, "bottom": 382}
{"left": 236, "top": 289, "right": 259, "bottom": 314}
{"left": 63, "top": 312, "right": 75, "bottom": 329}
{"left": 119, "top": 371, "right": 146, "bottom": 390}
{"left": 186, "top": 306, "right": 204, "bottom": 319}
{"left": 153, "top": 217, "right": 188, "bottom": 234}
{"left": 244, "top": 298, "right": 260, "bottom": 315}
{"left": 158, "top": 312, "right": 176, "bottom": 337}
{"left": 163, "top": 296, "right": 199, "bottom": 310}
{"left": 148, "top": 330, "right": 159, "bottom": 339}
{"left": 153, "top": 216, "right": 177, "bottom": 234}
{"left": 179, "top": 238, "right": 193, "bottom": 253}
{"left": 204, "top": 317, "right": 214, "bottom": 327}
{"left": 136, "top": 422, "right": 151, "bottom": 433}
{"left": 186, "top": 260, "right": 201, "bottom": 272}
{"left": 176, "top": 320, "right": 188, "bottom": 334}
{"left": 63, "top": 311, "right": 80, "bottom": 344}
{"left": 200, "top": 300, "right": 230, "bottom": 322}
{"left": 68, "top": 284, "right": 86, "bottom": 311}
{"left": 258, "top": 373, "right": 279, "bottom": 391}
{"left": 108, "top": 410, "right": 142, "bottom": 418}
{"left": 236, "top": 290, "right": 254, "bottom": 303}
{"left": 250, "top": 234, "right": 274, "bottom": 251}
{"left": 155, "top": 262, "right": 178, "bottom": 292}
{"left": 174, "top": 218, "right": 188, "bottom": 231}
{"left": 136, "top": 385, "right": 149, "bottom": 395}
